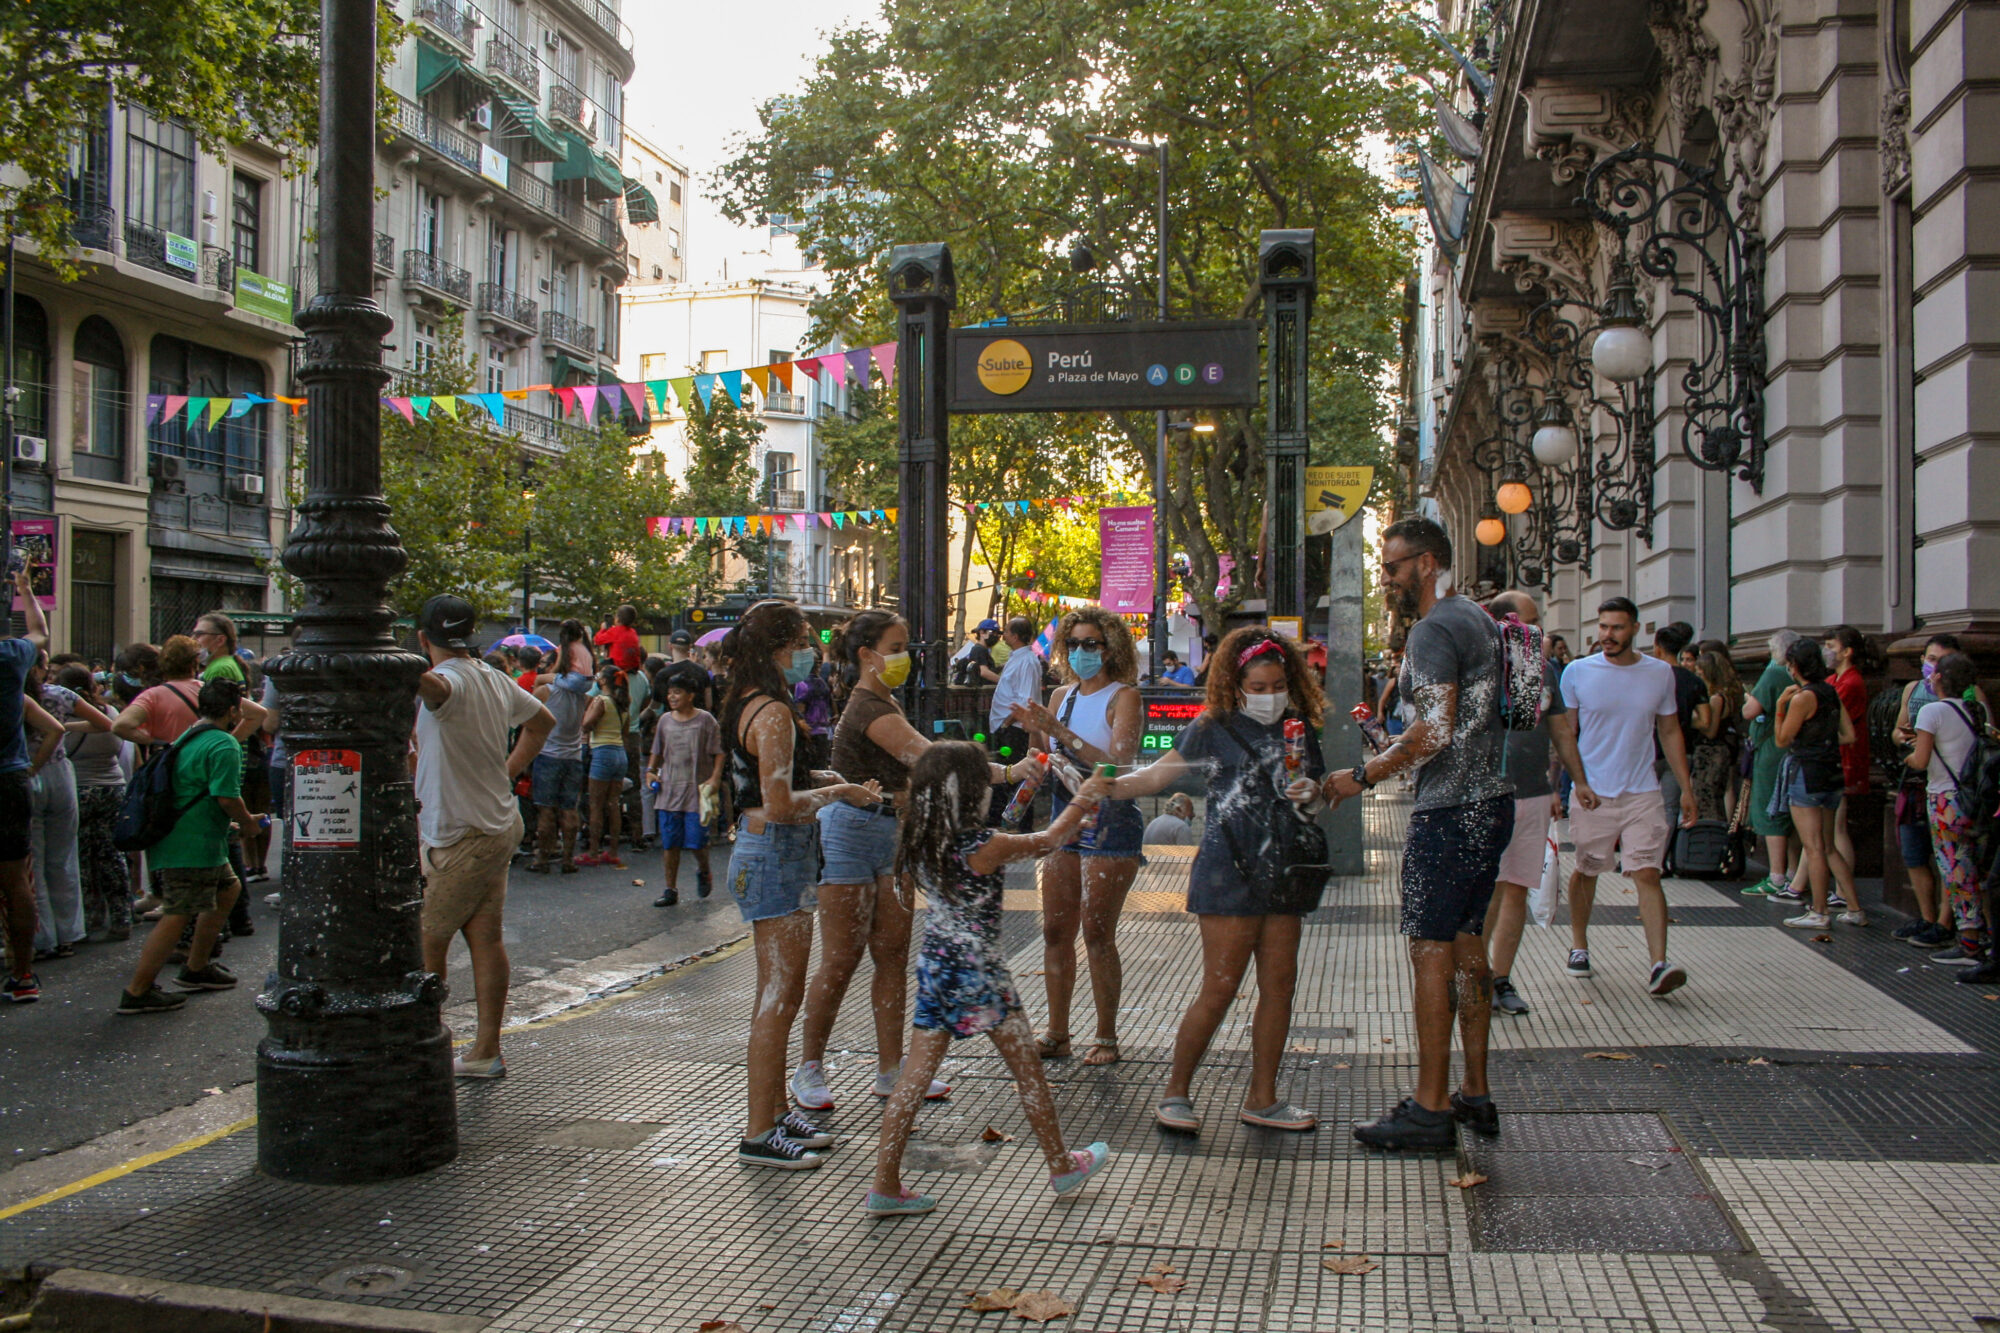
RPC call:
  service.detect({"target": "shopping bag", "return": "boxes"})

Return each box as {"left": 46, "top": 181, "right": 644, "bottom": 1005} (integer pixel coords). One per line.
{"left": 1528, "top": 821, "right": 1562, "bottom": 928}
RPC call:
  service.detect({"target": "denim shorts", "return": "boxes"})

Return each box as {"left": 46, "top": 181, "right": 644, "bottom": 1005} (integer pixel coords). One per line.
{"left": 1784, "top": 769, "right": 1843, "bottom": 810}
{"left": 589, "top": 744, "right": 628, "bottom": 782}
{"left": 531, "top": 754, "right": 587, "bottom": 811}
{"left": 1051, "top": 791, "right": 1147, "bottom": 862}
{"left": 1401, "top": 796, "right": 1511, "bottom": 941}
{"left": 1899, "top": 814, "right": 1935, "bottom": 868}
{"left": 727, "top": 817, "right": 820, "bottom": 922}
{"left": 818, "top": 799, "right": 901, "bottom": 884}
{"left": 656, "top": 809, "right": 706, "bottom": 850}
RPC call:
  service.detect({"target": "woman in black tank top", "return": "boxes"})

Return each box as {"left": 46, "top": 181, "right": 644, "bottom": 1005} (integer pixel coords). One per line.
{"left": 791, "top": 611, "right": 1040, "bottom": 1112}
{"left": 717, "top": 601, "right": 880, "bottom": 1170}
{"left": 1774, "top": 638, "right": 1863, "bottom": 928}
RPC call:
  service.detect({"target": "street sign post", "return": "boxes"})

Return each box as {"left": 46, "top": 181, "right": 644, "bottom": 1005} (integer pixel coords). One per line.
{"left": 948, "top": 319, "right": 1258, "bottom": 413}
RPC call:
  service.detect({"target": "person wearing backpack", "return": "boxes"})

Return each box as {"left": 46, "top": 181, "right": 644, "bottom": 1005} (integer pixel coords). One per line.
{"left": 1904, "top": 651, "right": 1992, "bottom": 973}
{"left": 115, "top": 679, "right": 257, "bottom": 1014}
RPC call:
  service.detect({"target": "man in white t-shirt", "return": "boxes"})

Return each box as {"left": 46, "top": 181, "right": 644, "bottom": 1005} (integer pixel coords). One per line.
{"left": 1559, "top": 597, "right": 1698, "bottom": 997}
{"left": 413, "top": 595, "right": 554, "bottom": 1079}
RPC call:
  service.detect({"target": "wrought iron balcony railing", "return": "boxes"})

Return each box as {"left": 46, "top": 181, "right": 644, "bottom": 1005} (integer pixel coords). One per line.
{"left": 485, "top": 29, "right": 540, "bottom": 96}
{"left": 541, "top": 310, "right": 596, "bottom": 352}
{"left": 478, "top": 281, "right": 538, "bottom": 329}
{"left": 404, "top": 249, "right": 472, "bottom": 304}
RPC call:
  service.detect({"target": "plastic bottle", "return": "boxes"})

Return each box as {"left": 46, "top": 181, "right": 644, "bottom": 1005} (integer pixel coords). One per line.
{"left": 1001, "top": 753, "right": 1050, "bottom": 829}
{"left": 1284, "top": 719, "right": 1306, "bottom": 776}
{"left": 1077, "top": 762, "right": 1118, "bottom": 847}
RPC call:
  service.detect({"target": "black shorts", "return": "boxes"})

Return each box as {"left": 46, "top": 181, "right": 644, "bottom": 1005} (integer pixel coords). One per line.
{"left": 1400, "top": 795, "right": 1513, "bottom": 942}
{"left": 0, "top": 769, "right": 31, "bottom": 862}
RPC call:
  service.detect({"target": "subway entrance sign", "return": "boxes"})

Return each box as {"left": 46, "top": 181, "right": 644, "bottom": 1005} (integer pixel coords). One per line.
{"left": 1142, "top": 693, "right": 1203, "bottom": 752}
{"left": 949, "top": 319, "right": 1259, "bottom": 413}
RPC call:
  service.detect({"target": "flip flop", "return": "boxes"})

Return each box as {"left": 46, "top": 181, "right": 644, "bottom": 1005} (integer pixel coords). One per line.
{"left": 1083, "top": 1039, "right": 1120, "bottom": 1066}
{"left": 1036, "top": 1031, "right": 1072, "bottom": 1060}
{"left": 1155, "top": 1096, "right": 1201, "bottom": 1133}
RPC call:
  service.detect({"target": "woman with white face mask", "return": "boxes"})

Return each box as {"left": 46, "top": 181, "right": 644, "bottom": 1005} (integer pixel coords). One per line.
{"left": 791, "top": 610, "right": 1045, "bottom": 1112}
{"left": 1104, "top": 626, "right": 1330, "bottom": 1134}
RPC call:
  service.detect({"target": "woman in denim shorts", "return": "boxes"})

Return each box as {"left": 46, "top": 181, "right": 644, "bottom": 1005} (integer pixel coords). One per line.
{"left": 791, "top": 611, "right": 1046, "bottom": 1111}
{"left": 1773, "top": 638, "right": 1863, "bottom": 930}
{"left": 719, "top": 601, "right": 881, "bottom": 1171}
{"left": 1007, "top": 608, "right": 1146, "bottom": 1066}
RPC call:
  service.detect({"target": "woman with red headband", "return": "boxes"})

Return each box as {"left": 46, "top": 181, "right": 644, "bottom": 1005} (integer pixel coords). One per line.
{"left": 1095, "top": 626, "right": 1331, "bottom": 1134}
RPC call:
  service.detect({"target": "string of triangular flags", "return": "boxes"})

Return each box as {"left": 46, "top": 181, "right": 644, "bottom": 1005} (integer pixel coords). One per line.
{"left": 646, "top": 490, "right": 1153, "bottom": 541}
{"left": 140, "top": 342, "right": 901, "bottom": 433}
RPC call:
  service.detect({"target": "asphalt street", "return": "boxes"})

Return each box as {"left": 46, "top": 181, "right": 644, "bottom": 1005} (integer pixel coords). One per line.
{"left": 0, "top": 845, "right": 747, "bottom": 1167}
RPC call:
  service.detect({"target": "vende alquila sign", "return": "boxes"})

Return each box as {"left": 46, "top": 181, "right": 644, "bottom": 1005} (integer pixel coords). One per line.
{"left": 948, "top": 318, "right": 1259, "bottom": 412}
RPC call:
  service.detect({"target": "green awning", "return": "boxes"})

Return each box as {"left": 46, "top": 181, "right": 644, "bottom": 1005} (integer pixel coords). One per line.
{"left": 490, "top": 88, "right": 566, "bottom": 163}
{"left": 622, "top": 176, "right": 660, "bottom": 224}
{"left": 414, "top": 40, "right": 464, "bottom": 97}
{"left": 552, "top": 131, "right": 623, "bottom": 200}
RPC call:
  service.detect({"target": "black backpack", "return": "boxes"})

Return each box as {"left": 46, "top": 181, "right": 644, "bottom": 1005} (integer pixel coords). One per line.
{"left": 1943, "top": 701, "right": 2000, "bottom": 845}
{"left": 112, "top": 722, "right": 215, "bottom": 853}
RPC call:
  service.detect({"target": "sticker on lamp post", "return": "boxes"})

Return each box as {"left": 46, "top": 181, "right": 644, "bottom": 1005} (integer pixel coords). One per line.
{"left": 291, "top": 750, "right": 363, "bottom": 849}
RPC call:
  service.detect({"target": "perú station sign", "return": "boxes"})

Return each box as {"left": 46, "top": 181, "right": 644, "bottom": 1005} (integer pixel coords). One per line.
{"left": 947, "top": 318, "right": 1259, "bottom": 413}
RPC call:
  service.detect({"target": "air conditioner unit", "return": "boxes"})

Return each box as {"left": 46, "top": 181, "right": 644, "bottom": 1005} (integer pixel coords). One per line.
{"left": 13, "top": 435, "right": 46, "bottom": 467}
{"left": 542, "top": 26, "right": 559, "bottom": 48}
{"left": 149, "top": 454, "right": 185, "bottom": 483}
{"left": 201, "top": 220, "right": 220, "bottom": 246}
{"left": 470, "top": 102, "right": 493, "bottom": 131}
{"left": 201, "top": 190, "right": 219, "bottom": 220}
{"left": 231, "top": 473, "right": 267, "bottom": 501}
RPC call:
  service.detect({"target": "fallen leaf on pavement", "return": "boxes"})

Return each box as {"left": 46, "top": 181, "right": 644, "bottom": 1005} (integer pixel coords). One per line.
{"left": 1137, "top": 1272, "right": 1187, "bottom": 1294}
{"left": 1746, "top": 1057, "right": 1770, "bottom": 1066}
{"left": 1579, "top": 997, "right": 1594, "bottom": 1005}
{"left": 697, "top": 1322, "right": 748, "bottom": 1333}
{"left": 758, "top": 1304, "right": 776, "bottom": 1311}
{"left": 1448, "top": 1172, "right": 1489, "bottom": 1188}
{"left": 203, "top": 1087, "right": 224, "bottom": 1095}
{"left": 1380, "top": 1036, "right": 1394, "bottom": 1044}
{"left": 1333, "top": 1062, "right": 1351, "bottom": 1070}
{"left": 1288, "top": 1042, "right": 1313, "bottom": 1052}
{"left": 964, "top": 1289, "right": 1020, "bottom": 1312}
{"left": 981, "top": 1126, "right": 1015, "bottom": 1143}
{"left": 1652, "top": 1063, "right": 1667, "bottom": 1069}
{"left": 1984, "top": 994, "right": 1999, "bottom": 1001}
{"left": 632, "top": 879, "right": 645, "bottom": 887}
{"left": 1583, "top": 1051, "right": 1634, "bottom": 1061}
{"left": 1148, "top": 1262, "right": 1176, "bottom": 1275}
{"left": 1323, "top": 1255, "right": 1378, "bottom": 1275}
{"left": 1009, "top": 1290, "right": 1074, "bottom": 1322}
{"left": 1322, "top": 1239, "right": 1345, "bottom": 1249}
{"left": 1811, "top": 934, "right": 1832, "bottom": 943}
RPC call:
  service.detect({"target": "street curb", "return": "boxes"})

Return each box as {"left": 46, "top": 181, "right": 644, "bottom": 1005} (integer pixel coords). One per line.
{"left": 30, "top": 1268, "right": 490, "bottom": 1332}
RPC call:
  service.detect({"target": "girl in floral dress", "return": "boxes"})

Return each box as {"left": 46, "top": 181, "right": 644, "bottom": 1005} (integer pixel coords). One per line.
{"left": 867, "top": 742, "right": 1114, "bottom": 1216}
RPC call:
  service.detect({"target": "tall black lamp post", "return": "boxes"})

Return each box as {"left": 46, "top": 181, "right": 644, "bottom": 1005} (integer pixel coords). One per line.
{"left": 256, "top": 0, "right": 457, "bottom": 1182}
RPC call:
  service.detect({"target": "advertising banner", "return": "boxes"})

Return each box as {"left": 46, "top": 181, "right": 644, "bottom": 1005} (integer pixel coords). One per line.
{"left": 1097, "top": 505, "right": 1155, "bottom": 614}
{"left": 9, "top": 518, "right": 55, "bottom": 611}
{"left": 234, "top": 269, "right": 295, "bottom": 324}
{"left": 949, "top": 319, "right": 1258, "bottom": 412}
{"left": 163, "top": 232, "right": 199, "bottom": 272}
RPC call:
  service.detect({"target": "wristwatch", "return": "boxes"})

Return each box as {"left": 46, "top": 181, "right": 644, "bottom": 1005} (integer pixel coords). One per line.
{"left": 1351, "top": 762, "right": 1376, "bottom": 790}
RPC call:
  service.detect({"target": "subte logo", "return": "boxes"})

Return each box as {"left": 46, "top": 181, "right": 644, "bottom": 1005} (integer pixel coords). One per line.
{"left": 975, "top": 339, "right": 1033, "bottom": 394}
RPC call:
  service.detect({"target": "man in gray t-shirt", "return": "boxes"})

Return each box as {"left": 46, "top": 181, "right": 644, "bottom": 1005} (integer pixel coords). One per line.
{"left": 1322, "top": 517, "right": 1514, "bottom": 1152}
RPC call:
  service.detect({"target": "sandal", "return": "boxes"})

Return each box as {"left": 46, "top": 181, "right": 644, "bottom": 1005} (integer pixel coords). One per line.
{"left": 1239, "top": 1100, "right": 1317, "bottom": 1132}
{"left": 1036, "top": 1031, "right": 1072, "bottom": 1060}
{"left": 1155, "top": 1096, "right": 1201, "bottom": 1133}
{"left": 1083, "top": 1039, "right": 1120, "bottom": 1066}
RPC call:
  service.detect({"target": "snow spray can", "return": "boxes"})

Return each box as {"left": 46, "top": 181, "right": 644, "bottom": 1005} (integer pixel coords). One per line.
{"left": 1284, "top": 718, "right": 1306, "bottom": 777}
{"left": 1077, "top": 762, "right": 1118, "bottom": 847}
{"left": 1002, "top": 753, "right": 1050, "bottom": 830}
{"left": 1350, "top": 703, "right": 1373, "bottom": 723}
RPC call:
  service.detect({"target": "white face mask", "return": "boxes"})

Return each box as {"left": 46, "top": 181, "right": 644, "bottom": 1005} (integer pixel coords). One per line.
{"left": 1242, "top": 690, "right": 1289, "bottom": 725}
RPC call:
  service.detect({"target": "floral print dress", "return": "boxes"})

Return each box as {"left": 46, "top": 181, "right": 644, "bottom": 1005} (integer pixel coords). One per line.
{"left": 911, "top": 828, "right": 1020, "bottom": 1038}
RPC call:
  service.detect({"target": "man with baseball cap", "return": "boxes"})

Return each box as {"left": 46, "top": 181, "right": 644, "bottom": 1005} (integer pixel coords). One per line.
{"left": 413, "top": 594, "right": 555, "bottom": 1077}
{"left": 951, "top": 619, "right": 1002, "bottom": 686}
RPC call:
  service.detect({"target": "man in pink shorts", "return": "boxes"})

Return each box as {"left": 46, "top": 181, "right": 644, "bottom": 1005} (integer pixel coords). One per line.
{"left": 1560, "top": 598, "right": 1698, "bottom": 996}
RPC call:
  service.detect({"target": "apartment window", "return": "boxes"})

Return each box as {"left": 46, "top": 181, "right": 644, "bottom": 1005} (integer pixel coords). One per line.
{"left": 417, "top": 186, "right": 443, "bottom": 257}
{"left": 148, "top": 334, "right": 266, "bottom": 477}
{"left": 600, "top": 287, "right": 618, "bottom": 357}
{"left": 764, "top": 451, "right": 796, "bottom": 502}
{"left": 485, "top": 341, "right": 511, "bottom": 394}
{"left": 668, "top": 226, "right": 681, "bottom": 259}
{"left": 553, "top": 34, "right": 580, "bottom": 85}
{"left": 487, "top": 223, "right": 516, "bottom": 288}
{"left": 9, "top": 295, "right": 49, "bottom": 442}
{"left": 551, "top": 263, "right": 576, "bottom": 318}
{"left": 124, "top": 107, "right": 195, "bottom": 235}
{"left": 640, "top": 353, "right": 667, "bottom": 380}
{"left": 412, "top": 318, "right": 439, "bottom": 370}
{"left": 70, "top": 531, "right": 119, "bottom": 664}
{"left": 230, "top": 172, "right": 263, "bottom": 272}
{"left": 669, "top": 180, "right": 682, "bottom": 205}
{"left": 65, "top": 93, "right": 112, "bottom": 223}
{"left": 72, "top": 316, "right": 127, "bottom": 482}
{"left": 699, "top": 349, "right": 729, "bottom": 373}
{"left": 600, "top": 72, "right": 623, "bottom": 153}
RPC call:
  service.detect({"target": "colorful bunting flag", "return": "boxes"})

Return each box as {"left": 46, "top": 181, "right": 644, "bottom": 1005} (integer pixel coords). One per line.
{"left": 873, "top": 342, "right": 897, "bottom": 387}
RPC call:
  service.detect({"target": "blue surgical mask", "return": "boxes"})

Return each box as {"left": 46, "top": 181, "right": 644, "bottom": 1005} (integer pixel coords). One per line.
{"left": 785, "top": 648, "right": 818, "bottom": 685}
{"left": 1068, "top": 648, "right": 1103, "bottom": 681}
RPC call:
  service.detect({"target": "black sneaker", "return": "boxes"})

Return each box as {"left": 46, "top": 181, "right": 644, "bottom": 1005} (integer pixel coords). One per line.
{"left": 779, "top": 1108, "right": 836, "bottom": 1149}
{"left": 2, "top": 972, "right": 41, "bottom": 1004}
{"left": 172, "top": 963, "right": 238, "bottom": 991}
{"left": 737, "top": 1128, "right": 823, "bottom": 1170}
{"left": 1648, "top": 961, "right": 1689, "bottom": 997}
{"left": 1450, "top": 1091, "right": 1500, "bottom": 1136}
{"left": 1353, "top": 1097, "right": 1456, "bottom": 1151}
{"left": 1492, "top": 977, "right": 1529, "bottom": 1015}
{"left": 1930, "top": 944, "right": 1982, "bottom": 967}
{"left": 1913, "top": 922, "right": 1955, "bottom": 948}
{"left": 1892, "top": 919, "right": 1927, "bottom": 941}
{"left": 1955, "top": 957, "right": 2000, "bottom": 984}
{"left": 1771, "top": 886, "right": 1807, "bottom": 903}
{"left": 653, "top": 887, "right": 679, "bottom": 907}
{"left": 1566, "top": 948, "right": 1593, "bottom": 978}
{"left": 117, "top": 985, "right": 187, "bottom": 1015}
{"left": 1828, "top": 894, "right": 1848, "bottom": 910}
{"left": 696, "top": 868, "right": 713, "bottom": 899}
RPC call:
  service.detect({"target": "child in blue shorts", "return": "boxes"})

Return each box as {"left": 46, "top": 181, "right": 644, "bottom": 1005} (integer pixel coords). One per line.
{"left": 644, "top": 675, "right": 723, "bottom": 907}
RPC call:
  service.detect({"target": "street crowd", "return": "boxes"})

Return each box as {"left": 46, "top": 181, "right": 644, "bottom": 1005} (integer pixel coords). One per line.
{"left": 2, "top": 513, "right": 1993, "bottom": 1221}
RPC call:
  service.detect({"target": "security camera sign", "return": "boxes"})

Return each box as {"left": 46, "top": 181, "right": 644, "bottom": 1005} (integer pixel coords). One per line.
{"left": 292, "top": 749, "right": 362, "bottom": 850}
{"left": 1305, "top": 466, "right": 1375, "bottom": 535}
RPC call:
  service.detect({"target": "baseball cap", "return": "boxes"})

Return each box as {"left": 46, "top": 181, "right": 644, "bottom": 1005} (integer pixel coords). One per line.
{"left": 976, "top": 618, "right": 1000, "bottom": 632}
{"left": 420, "top": 594, "right": 480, "bottom": 650}
{"left": 669, "top": 628, "right": 693, "bottom": 645}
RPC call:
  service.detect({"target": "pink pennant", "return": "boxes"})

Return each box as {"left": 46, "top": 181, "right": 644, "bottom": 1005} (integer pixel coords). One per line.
{"left": 873, "top": 341, "right": 897, "bottom": 387}
{"left": 576, "top": 389, "right": 598, "bottom": 424}
{"left": 555, "top": 386, "right": 578, "bottom": 416}
{"left": 846, "top": 348, "right": 873, "bottom": 384}
{"left": 794, "top": 356, "right": 822, "bottom": 380}
{"left": 384, "top": 396, "right": 415, "bottom": 423}
{"left": 622, "top": 382, "right": 647, "bottom": 418}
{"left": 163, "top": 394, "right": 188, "bottom": 424}
{"left": 819, "top": 512, "right": 833, "bottom": 527}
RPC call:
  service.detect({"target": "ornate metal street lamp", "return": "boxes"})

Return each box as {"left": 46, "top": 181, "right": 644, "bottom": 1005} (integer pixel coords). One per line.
{"left": 256, "top": 0, "right": 458, "bottom": 1182}
{"left": 1583, "top": 145, "right": 1767, "bottom": 490}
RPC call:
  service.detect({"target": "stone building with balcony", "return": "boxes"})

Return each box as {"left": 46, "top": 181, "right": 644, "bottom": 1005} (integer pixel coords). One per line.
{"left": 622, "top": 129, "right": 690, "bottom": 288}
{"left": 360, "top": 0, "right": 644, "bottom": 457}
{"left": 1404, "top": 0, "right": 1997, "bottom": 890}
{"left": 618, "top": 246, "right": 893, "bottom": 610}
{"left": 5, "top": 100, "right": 307, "bottom": 654}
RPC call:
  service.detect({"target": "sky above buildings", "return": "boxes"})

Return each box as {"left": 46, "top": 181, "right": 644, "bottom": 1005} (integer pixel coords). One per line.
{"left": 623, "top": 0, "right": 879, "bottom": 280}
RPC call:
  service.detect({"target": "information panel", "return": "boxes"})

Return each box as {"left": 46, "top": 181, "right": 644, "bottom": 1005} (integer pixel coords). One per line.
{"left": 1142, "top": 696, "right": 1203, "bottom": 752}
{"left": 948, "top": 319, "right": 1259, "bottom": 413}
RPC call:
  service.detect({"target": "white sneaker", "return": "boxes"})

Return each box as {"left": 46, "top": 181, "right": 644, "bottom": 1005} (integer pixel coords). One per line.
{"left": 1784, "top": 911, "right": 1831, "bottom": 929}
{"left": 873, "top": 1066, "right": 952, "bottom": 1100}
{"left": 453, "top": 1053, "right": 505, "bottom": 1079}
{"left": 1837, "top": 911, "right": 1868, "bottom": 927}
{"left": 791, "top": 1059, "right": 834, "bottom": 1111}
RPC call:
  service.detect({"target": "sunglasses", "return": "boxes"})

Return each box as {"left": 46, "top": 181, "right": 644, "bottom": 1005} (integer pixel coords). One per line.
{"left": 1066, "top": 638, "right": 1106, "bottom": 651}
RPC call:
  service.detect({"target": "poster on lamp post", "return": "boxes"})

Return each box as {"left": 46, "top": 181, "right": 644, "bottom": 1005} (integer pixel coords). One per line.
{"left": 9, "top": 518, "right": 55, "bottom": 611}
{"left": 1306, "top": 466, "right": 1375, "bottom": 535}
{"left": 1098, "top": 506, "right": 1155, "bottom": 614}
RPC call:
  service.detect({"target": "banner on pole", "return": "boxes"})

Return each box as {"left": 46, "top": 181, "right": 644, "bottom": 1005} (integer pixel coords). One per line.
{"left": 1097, "top": 505, "right": 1155, "bottom": 615}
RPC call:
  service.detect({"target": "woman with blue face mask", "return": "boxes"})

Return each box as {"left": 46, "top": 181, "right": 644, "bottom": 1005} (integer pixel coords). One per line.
{"left": 791, "top": 610, "right": 1046, "bottom": 1113}
{"left": 1007, "top": 608, "right": 1146, "bottom": 1066}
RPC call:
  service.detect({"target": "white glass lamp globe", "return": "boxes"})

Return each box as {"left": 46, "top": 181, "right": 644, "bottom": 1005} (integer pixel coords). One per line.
{"left": 1591, "top": 324, "right": 1652, "bottom": 384}
{"left": 1531, "top": 422, "right": 1579, "bottom": 466}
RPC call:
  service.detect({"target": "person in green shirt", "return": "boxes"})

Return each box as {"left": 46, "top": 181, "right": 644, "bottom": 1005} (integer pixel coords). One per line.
{"left": 117, "top": 679, "right": 256, "bottom": 1015}
{"left": 193, "top": 611, "right": 246, "bottom": 685}
{"left": 1739, "top": 629, "right": 1799, "bottom": 897}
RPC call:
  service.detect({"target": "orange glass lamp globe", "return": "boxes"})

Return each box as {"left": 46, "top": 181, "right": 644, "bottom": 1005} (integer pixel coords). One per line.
{"left": 1496, "top": 481, "right": 1533, "bottom": 514}
{"left": 1475, "top": 516, "right": 1507, "bottom": 546}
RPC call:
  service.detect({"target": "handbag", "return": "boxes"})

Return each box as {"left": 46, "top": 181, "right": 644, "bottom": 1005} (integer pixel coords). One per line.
{"left": 1214, "top": 713, "right": 1334, "bottom": 909}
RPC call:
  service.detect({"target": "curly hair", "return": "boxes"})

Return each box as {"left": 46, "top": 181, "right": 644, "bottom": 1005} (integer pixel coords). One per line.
{"left": 895, "top": 741, "right": 994, "bottom": 906}
{"left": 1202, "top": 626, "right": 1326, "bottom": 726}
{"left": 719, "top": 600, "right": 809, "bottom": 741}
{"left": 157, "top": 635, "right": 202, "bottom": 680}
{"left": 1051, "top": 608, "right": 1138, "bottom": 686}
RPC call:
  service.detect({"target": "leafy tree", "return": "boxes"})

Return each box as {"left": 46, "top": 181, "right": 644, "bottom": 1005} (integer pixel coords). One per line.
{"left": 720, "top": 0, "right": 1434, "bottom": 626}
{"left": 676, "top": 390, "right": 768, "bottom": 602}
{"left": 0, "top": 1, "right": 404, "bottom": 279}
{"left": 526, "top": 417, "right": 693, "bottom": 621}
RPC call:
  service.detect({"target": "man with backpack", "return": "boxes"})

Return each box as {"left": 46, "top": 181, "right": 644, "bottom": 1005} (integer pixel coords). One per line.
{"left": 115, "top": 679, "right": 256, "bottom": 1014}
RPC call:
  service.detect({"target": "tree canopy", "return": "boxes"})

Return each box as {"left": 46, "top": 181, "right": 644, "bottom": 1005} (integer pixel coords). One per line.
{"left": 720, "top": 0, "right": 1434, "bottom": 623}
